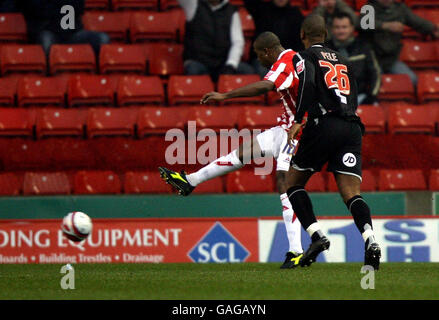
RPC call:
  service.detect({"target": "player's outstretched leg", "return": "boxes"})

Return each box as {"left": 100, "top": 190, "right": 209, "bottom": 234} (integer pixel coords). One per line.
{"left": 158, "top": 167, "right": 195, "bottom": 196}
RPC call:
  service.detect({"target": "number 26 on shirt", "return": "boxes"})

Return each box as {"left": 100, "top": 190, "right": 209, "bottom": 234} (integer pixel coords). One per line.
{"left": 319, "top": 60, "right": 350, "bottom": 104}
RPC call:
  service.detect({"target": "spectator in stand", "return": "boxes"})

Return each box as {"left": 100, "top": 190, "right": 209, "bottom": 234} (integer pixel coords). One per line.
{"left": 17, "top": 0, "right": 110, "bottom": 57}
{"left": 312, "top": 0, "right": 358, "bottom": 39}
{"left": 362, "top": 0, "right": 439, "bottom": 85}
{"left": 244, "top": 0, "right": 304, "bottom": 78}
{"left": 0, "top": 0, "right": 18, "bottom": 12}
{"left": 179, "top": 0, "right": 255, "bottom": 81}
{"left": 326, "top": 12, "right": 381, "bottom": 105}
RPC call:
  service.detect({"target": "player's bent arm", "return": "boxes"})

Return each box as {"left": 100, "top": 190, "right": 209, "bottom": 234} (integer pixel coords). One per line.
{"left": 224, "top": 80, "right": 275, "bottom": 99}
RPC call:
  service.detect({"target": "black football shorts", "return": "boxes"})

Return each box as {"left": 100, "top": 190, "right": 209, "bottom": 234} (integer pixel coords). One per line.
{"left": 291, "top": 115, "right": 363, "bottom": 181}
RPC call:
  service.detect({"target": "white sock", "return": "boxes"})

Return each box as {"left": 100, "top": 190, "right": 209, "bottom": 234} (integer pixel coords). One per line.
{"left": 281, "top": 193, "right": 303, "bottom": 254}
{"left": 306, "top": 222, "right": 323, "bottom": 238}
{"left": 186, "top": 150, "right": 243, "bottom": 187}
{"left": 362, "top": 224, "right": 376, "bottom": 248}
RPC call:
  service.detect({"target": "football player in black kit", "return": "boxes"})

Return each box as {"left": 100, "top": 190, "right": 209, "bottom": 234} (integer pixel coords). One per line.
{"left": 286, "top": 14, "right": 381, "bottom": 270}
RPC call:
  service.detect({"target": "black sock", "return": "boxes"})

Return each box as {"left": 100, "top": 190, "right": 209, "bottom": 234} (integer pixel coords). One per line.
{"left": 346, "top": 195, "right": 373, "bottom": 234}
{"left": 287, "top": 186, "right": 317, "bottom": 231}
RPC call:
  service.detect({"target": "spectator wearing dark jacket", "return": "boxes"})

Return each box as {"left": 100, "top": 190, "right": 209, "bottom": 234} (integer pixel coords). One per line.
{"left": 17, "top": 0, "right": 109, "bottom": 56}
{"left": 244, "top": 0, "right": 304, "bottom": 78}
{"left": 326, "top": 12, "right": 381, "bottom": 105}
{"left": 361, "top": 0, "right": 439, "bottom": 85}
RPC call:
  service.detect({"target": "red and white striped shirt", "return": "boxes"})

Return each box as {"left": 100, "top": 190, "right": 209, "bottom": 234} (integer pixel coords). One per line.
{"left": 264, "top": 49, "right": 299, "bottom": 130}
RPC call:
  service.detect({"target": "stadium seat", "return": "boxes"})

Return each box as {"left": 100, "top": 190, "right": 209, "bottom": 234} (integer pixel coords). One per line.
{"left": 147, "top": 43, "right": 184, "bottom": 76}
{"left": 0, "top": 77, "right": 17, "bottom": 106}
{"left": 160, "top": 0, "right": 179, "bottom": 10}
{"left": 23, "top": 172, "right": 71, "bottom": 195}
{"left": 0, "top": 13, "right": 26, "bottom": 42}
{"left": 85, "top": 0, "right": 110, "bottom": 10}
{"left": 17, "top": 76, "right": 67, "bottom": 107}
{"left": 237, "top": 106, "right": 281, "bottom": 130}
{"left": 187, "top": 106, "right": 239, "bottom": 132}
{"left": 417, "top": 72, "right": 439, "bottom": 103}
{"left": 112, "top": 0, "right": 158, "bottom": 10}
{"left": 83, "top": 11, "right": 131, "bottom": 42}
{"left": 124, "top": 171, "right": 172, "bottom": 194}
{"left": 405, "top": 0, "right": 439, "bottom": 8}
{"left": 137, "top": 106, "right": 187, "bottom": 136}
{"left": 355, "top": 0, "right": 367, "bottom": 10}
{"left": 400, "top": 41, "right": 437, "bottom": 69}
{"left": 87, "top": 108, "right": 137, "bottom": 138}
{"left": 99, "top": 44, "right": 146, "bottom": 74}
{"left": 388, "top": 104, "right": 436, "bottom": 134}
{"left": 168, "top": 75, "right": 214, "bottom": 105}
{"left": 306, "top": 172, "right": 325, "bottom": 192}
{"left": 379, "top": 169, "right": 426, "bottom": 191}
{"left": 0, "top": 108, "right": 33, "bottom": 137}
{"left": 0, "top": 45, "right": 46, "bottom": 75}
{"left": 36, "top": 108, "right": 85, "bottom": 138}
{"left": 327, "top": 170, "right": 376, "bottom": 192}
{"left": 218, "top": 75, "right": 264, "bottom": 105}
{"left": 378, "top": 74, "right": 415, "bottom": 102}
{"left": 267, "top": 90, "right": 281, "bottom": 105}
{"left": 239, "top": 8, "right": 255, "bottom": 39}
{"left": 67, "top": 74, "right": 115, "bottom": 107}
{"left": 429, "top": 169, "right": 439, "bottom": 190}
{"left": 117, "top": 75, "right": 164, "bottom": 106}
{"left": 129, "top": 10, "right": 183, "bottom": 42}
{"left": 192, "top": 177, "right": 224, "bottom": 194}
{"left": 356, "top": 105, "right": 386, "bottom": 134}
{"left": 0, "top": 172, "right": 21, "bottom": 195}
{"left": 49, "top": 44, "right": 96, "bottom": 74}
{"left": 226, "top": 171, "right": 274, "bottom": 193}
{"left": 74, "top": 170, "right": 121, "bottom": 194}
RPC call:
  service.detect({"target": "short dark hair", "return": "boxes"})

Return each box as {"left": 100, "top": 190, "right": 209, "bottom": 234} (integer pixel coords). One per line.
{"left": 254, "top": 31, "right": 281, "bottom": 50}
{"left": 332, "top": 11, "right": 354, "bottom": 26}
{"left": 301, "top": 14, "right": 327, "bottom": 41}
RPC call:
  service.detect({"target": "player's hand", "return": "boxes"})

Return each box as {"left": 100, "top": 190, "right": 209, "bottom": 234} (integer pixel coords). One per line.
{"left": 200, "top": 92, "right": 226, "bottom": 104}
{"left": 288, "top": 123, "right": 303, "bottom": 147}
{"left": 382, "top": 21, "right": 404, "bottom": 33}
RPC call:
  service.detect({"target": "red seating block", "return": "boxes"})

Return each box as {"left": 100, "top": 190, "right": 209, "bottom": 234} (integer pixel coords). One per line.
{"left": 0, "top": 13, "right": 27, "bottom": 42}
{"left": 17, "top": 76, "right": 66, "bottom": 107}
{"left": 388, "top": 104, "right": 435, "bottom": 134}
{"left": 87, "top": 108, "right": 137, "bottom": 137}
{"left": 192, "top": 178, "right": 224, "bottom": 194}
{"left": 379, "top": 169, "right": 426, "bottom": 191}
{"left": 83, "top": 11, "right": 131, "bottom": 42}
{"left": 130, "top": 10, "right": 183, "bottom": 42}
{"left": 36, "top": 108, "right": 85, "bottom": 138}
{"left": 0, "top": 108, "right": 33, "bottom": 137}
{"left": 99, "top": 44, "right": 146, "bottom": 74}
{"left": 147, "top": 43, "right": 184, "bottom": 76}
{"left": 379, "top": 74, "right": 415, "bottom": 102}
{"left": 306, "top": 172, "right": 325, "bottom": 192}
{"left": 0, "top": 77, "right": 17, "bottom": 106}
{"left": 0, "top": 172, "right": 21, "bottom": 195}
{"left": 124, "top": 171, "right": 172, "bottom": 194}
{"left": 112, "top": 0, "right": 158, "bottom": 10}
{"left": 160, "top": 0, "right": 179, "bottom": 10}
{"left": 67, "top": 74, "right": 115, "bottom": 106}
{"left": 429, "top": 169, "right": 439, "bottom": 190}
{"left": 49, "top": 44, "right": 96, "bottom": 74}
{"left": 218, "top": 75, "right": 264, "bottom": 105}
{"left": 417, "top": 72, "right": 439, "bottom": 103}
{"left": 405, "top": 0, "right": 439, "bottom": 8}
{"left": 239, "top": 8, "right": 255, "bottom": 38}
{"left": 137, "top": 106, "right": 187, "bottom": 136}
{"left": 356, "top": 105, "right": 386, "bottom": 134}
{"left": 23, "top": 172, "right": 71, "bottom": 195}
{"left": 117, "top": 75, "right": 164, "bottom": 106}
{"left": 327, "top": 170, "right": 376, "bottom": 192}
{"left": 187, "top": 106, "right": 239, "bottom": 132}
{"left": 226, "top": 171, "right": 274, "bottom": 193}
{"left": 0, "top": 45, "right": 46, "bottom": 75}
{"left": 238, "top": 106, "right": 281, "bottom": 130}
{"left": 168, "top": 75, "right": 214, "bottom": 105}
{"left": 74, "top": 170, "right": 121, "bottom": 194}
{"left": 400, "top": 41, "right": 437, "bottom": 68}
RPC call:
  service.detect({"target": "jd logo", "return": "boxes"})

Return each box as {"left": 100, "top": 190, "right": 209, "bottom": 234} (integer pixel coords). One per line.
{"left": 60, "top": 264, "right": 75, "bottom": 290}
{"left": 342, "top": 153, "right": 356, "bottom": 167}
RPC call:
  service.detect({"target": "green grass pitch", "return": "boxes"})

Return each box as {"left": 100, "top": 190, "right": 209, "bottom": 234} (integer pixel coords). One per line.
{"left": 0, "top": 263, "right": 438, "bottom": 300}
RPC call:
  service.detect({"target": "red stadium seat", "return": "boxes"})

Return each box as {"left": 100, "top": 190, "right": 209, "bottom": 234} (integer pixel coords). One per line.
{"left": 356, "top": 105, "right": 386, "bottom": 134}
{"left": 238, "top": 106, "right": 281, "bottom": 130}
{"left": 147, "top": 43, "right": 184, "bottom": 76}
{"left": 137, "top": 106, "right": 187, "bottom": 136}
{"left": 379, "top": 169, "right": 426, "bottom": 191}
{"left": 226, "top": 171, "right": 274, "bottom": 193}
{"left": 74, "top": 170, "right": 121, "bottom": 194}
{"left": 355, "top": 0, "right": 368, "bottom": 10}
{"left": 0, "top": 45, "right": 46, "bottom": 75}
{"left": 130, "top": 10, "right": 183, "bottom": 42}
{"left": 85, "top": 0, "right": 109, "bottom": 9}
{"left": 67, "top": 74, "right": 115, "bottom": 107}
{"left": 23, "top": 172, "right": 71, "bottom": 195}
{"left": 429, "top": 169, "right": 439, "bottom": 190}
{"left": 17, "top": 76, "right": 67, "bottom": 107}
{"left": 49, "top": 44, "right": 96, "bottom": 74}
{"left": 230, "top": 0, "right": 244, "bottom": 6}
{"left": 187, "top": 106, "right": 239, "bottom": 132}
{"left": 36, "top": 108, "right": 85, "bottom": 138}
{"left": 117, "top": 75, "right": 164, "bottom": 106}
{"left": 99, "top": 44, "right": 146, "bottom": 74}
{"left": 83, "top": 11, "right": 131, "bottom": 42}
{"left": 160, "top": 0, "right": 179, "bottom": 10}
{"left": 306, "top": 172, "right": 325, "bottom": 192}
{"left": 0, "top": 13, "right": 26, "bottom": 42}
{"left": 168, "top": 75, "right": 214, "bottom": 105}
{"left": 388, "top": 104, "right": 436, "bottom": 134}
{"left": 192, "top": 177, "right": 224, "bottom": 194}
{"left": 0, "top": 108, "right": 33, "bottom": 137}
{"left": 0, "top": 172, "right": 21, "bottom": 195}
{"left": 112, "top": 0, "right": 158, "bottom": 10}
{"left": 218, "top": 75, "right": 264, "bottom": 105}
{"left": 400, "top": 41, "right": 437, "bottom": 69}
{"left": 417, "top": 72, "right": 439, "bottom": 103}
{"left": 0, "top": 77, "right": 17, "bottom": 106}
{"left": 405, "top": 0, "right": 439, "bottom": 8}
{"left": 239, "top": 8, "right": 255, "bottom": 38}
{"left": 267, "top": 90, "right": 281, "bottom": 105}
{"left": 327, "top": 170, "right": 376, "bottom": 192}
{"left": 124, "top": 171, "right": 172, "bottom": 194}
{"left": 378, "top": 74, "right": 415, "bottom": 102}
{"left": 87, "top": 107, "right": 137, "bottom": 138}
